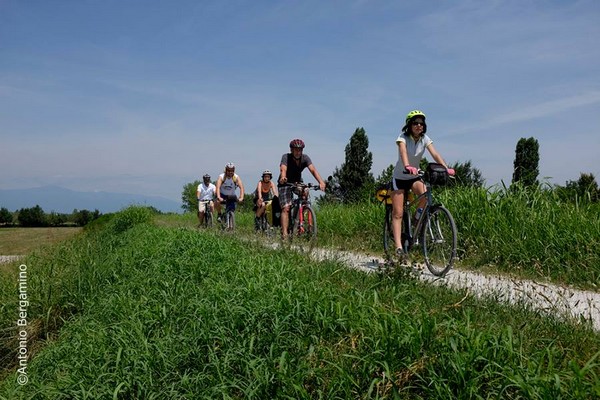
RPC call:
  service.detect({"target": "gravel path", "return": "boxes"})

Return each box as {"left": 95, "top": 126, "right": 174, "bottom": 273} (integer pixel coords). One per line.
{"left": 0, "top": 255, "right": 22, "bottom": 264}
{"left": 307, "top": 247, "right": 600, "bottom": 332}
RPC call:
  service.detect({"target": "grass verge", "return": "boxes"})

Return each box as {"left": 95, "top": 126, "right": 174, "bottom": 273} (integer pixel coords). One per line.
{"left": 0, "top": 206, "right": 598, "bottom": 398}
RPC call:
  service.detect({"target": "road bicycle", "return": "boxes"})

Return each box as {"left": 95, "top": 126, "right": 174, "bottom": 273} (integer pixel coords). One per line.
{"left": 219, "top": 196, "right": 238, "bottom": 231}
{"left": 281, "top": 183, "right": 319, "bottom": 247}
{"left": 378, "top": 164, "right": 457, "bottom": 277}
{"left": 198, "top": 200, "right": 213, "bottom": 228}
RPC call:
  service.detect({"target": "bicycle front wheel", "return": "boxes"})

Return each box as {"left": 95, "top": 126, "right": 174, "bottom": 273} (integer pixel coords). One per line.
{"left": 293, "top": 206, "right": 317, "bottom": 248}
{"left": 228, "top": 211, "right": 235, "bottom": 230}
{"left": 205, "top": 211, "right": 213, "bottom": 228}
{"left": 420, "top": 205, "right": 457, "bottom": 277}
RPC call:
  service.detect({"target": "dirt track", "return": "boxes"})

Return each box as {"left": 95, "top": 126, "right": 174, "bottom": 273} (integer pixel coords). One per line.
{"left": 304, "top": 246, "right": 600, "bottom": 332}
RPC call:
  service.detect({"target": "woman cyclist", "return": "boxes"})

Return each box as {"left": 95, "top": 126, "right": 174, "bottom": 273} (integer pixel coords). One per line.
{"left": 253, "top": 170, "right": 278, "bottom": 230}
{"left": 391, "top": 110, "right": 455, "bottom": 261}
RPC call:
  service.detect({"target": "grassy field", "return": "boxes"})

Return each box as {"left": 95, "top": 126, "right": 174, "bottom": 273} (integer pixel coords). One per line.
{"left": 1, "top": 206, "right": 598, "bottom": 398}
{"left": 0, "top": 227, "right": 82, "bottom": 255}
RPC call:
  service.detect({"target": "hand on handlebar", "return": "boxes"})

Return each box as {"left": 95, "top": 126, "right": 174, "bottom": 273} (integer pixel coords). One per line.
{"left": 447, "top": 168, "right": 455, "bottom": 176}
{"left": 405, "top": 166, "right": 418, "bottom": 175}
{"left": 279, "top": 176, "right": 287, "bottom": 185}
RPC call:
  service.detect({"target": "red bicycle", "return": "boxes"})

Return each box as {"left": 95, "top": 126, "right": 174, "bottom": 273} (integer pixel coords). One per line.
{"left": 282, "top": 183, "right": 319, "bottom": 248}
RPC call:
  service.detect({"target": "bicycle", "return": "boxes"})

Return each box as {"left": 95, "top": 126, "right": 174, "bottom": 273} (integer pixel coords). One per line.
{"left": 378, "top": 164, "right": 457, "bottom": 277}
{"left": 281, "top": 183, "right": 319, "bottom": 247}
{"left": 198, "top": 200, "right": 213, "bottom": 228}
{"left": 219, "top": 196, "right": 238, "bottom": 231}
{"left": 256, "top": 200, "right": 273, "bottom": 236}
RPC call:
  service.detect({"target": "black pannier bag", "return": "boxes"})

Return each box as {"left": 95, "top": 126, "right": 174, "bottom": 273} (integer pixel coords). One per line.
{"left": 425, "top": 163, "right": 449, "bottom": 186}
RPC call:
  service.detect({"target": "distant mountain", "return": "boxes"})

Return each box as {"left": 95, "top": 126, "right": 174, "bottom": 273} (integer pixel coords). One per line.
{"left": 0, "top": 186, "right": 182, "bottom": 214}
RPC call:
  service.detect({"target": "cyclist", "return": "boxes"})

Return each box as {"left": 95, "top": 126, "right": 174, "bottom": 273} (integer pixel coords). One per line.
{"left": 216, "top": 163, "right": 245, "bottom": 221}
{"left": 196, "top": 174, "right": 216, "bottom": 226}
{"left": 277, "top": 139, "right": 326, "bottom": 239}
{"left": 391, "top": 110, "right": 455, "bottom": 260}
{"left": 253, "top": 170, "right": 278, "bottom": 231}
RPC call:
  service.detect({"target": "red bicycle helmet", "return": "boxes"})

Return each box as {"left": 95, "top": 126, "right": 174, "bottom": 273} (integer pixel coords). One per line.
{"left": 289, "top": 138, "right": 305, "bottom": 149}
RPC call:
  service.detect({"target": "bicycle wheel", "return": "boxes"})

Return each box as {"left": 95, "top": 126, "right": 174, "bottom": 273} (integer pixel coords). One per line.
{"left": 292, "top": 205, "right": 317, "bottom": 249}
{"left": 382, "top": 205, "right": 394, "bottom": 259}
{"left": 227, "top": 210, "right": 235, "bottom": 231}
{"left": 205, "top": 209, "right": 213, "bottom": 228}
{"left": 420, "top": 205, "right": 457, "bottom": 277}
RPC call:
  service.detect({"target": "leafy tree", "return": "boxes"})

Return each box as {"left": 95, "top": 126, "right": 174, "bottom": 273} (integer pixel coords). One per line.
{"left": 17, "top": 205, "right": 47, "bottom": 227}
{"left": 331, "top": 127, "right": 374, "bottom": 203}
{"left": 512, "top": 137, "right": 539, "bottom": 187}
{"left": 73, "top": 209, "right": 101, "bottom": 226}
{"left": 374, "top": 164, "right": 395, "bottom": 193}
{"left": 0, "top": 207, "right": 13, "bottom": 225}
{"left": 562, "top": 173, "right": 599, "bottom": 203}
{"left": 47, "top": 211, "right": 67, "bottom": 226}
{"left": 450, "top": 160, "right": 485, "bottom": 188}
{"left": 319, "top": 174, "right": 344, "bottom": 205}
{"left": 181, "top": 180, "right": 201, "bottom": 213}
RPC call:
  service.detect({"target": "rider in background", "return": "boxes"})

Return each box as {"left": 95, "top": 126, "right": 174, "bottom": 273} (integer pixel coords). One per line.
{"left": 277, "top": 139, "right": 326, "bottom": 239}
{"left": 216, "top": 163, "right": 245, "bottom": 221}
{"left": 391, "top": 110, "right": 455, "bottom": 258}
{"left": 197, "top": 174, "right": 216, "bottom": 227}
{"left": 254, "top": 170, "right": 278, "bottom": 231}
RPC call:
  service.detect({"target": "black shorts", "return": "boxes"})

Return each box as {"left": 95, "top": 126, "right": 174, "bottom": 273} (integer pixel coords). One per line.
{"left": 392, "top": 177, "right": 418, "bottom": 192}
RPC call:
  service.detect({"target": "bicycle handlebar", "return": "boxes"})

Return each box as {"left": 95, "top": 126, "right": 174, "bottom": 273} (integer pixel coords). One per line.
{"left": 278, "top": 182, "right": 321, "bottom": 190}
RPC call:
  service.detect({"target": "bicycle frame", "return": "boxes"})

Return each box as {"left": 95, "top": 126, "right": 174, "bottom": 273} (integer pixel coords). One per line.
{"left": 220, "top": 197, "right": 237, "bottom": 231}
{"left": 281, "top": 183, "right": 318, "bottom": 246}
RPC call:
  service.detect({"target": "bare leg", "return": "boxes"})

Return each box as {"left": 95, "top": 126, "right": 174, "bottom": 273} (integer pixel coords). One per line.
{"left": 281, "top": 205, "right": 290, "bottom": 238}
{"left": 391, "top": 190, "right": 405, "bottom": 251}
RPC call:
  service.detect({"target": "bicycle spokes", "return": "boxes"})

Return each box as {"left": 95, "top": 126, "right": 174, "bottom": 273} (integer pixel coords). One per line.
{"left": 421, "top": 206, "right": 457, "bottom": 277}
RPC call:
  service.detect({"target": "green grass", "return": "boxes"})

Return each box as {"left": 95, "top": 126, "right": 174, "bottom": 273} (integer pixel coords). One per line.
{"left": 313, "top": 185, "right": 600, "bottom": 290}
{"left": 1, "top": 206, "right": 599, "bottom": 398}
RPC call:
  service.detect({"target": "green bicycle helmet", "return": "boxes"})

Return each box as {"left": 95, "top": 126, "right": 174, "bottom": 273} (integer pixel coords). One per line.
{"left": 405, "top": 110, "right": 426, "bottom": 124}
{"left": 402, "top": 109, "right": 427, "bottom": 133}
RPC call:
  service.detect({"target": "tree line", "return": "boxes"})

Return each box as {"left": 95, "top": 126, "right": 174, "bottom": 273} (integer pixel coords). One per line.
{"left": 179, "top": 129, "right": 599, "bottom": 211}
{"left": 0, "top": 205, "right": 102, "bottom": 227}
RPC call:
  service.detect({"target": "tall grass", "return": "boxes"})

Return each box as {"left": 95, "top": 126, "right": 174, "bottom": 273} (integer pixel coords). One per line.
{"left": 1, "top": 206, "right": 599, "bottom": 398}
{"left": 315, "top": 185, "right": 600, "bottom": 289}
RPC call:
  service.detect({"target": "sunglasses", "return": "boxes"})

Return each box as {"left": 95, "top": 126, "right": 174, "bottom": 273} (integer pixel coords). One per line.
{"left": 412, "top": 121, "right": 425, "bottom": 126}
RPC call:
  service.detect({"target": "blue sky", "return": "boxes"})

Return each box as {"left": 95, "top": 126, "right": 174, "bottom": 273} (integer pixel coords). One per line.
{"left": 1, "top": 0, "right": 599, "bottom": 203}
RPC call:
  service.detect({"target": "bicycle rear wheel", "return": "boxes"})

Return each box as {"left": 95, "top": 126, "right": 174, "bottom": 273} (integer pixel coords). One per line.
{"left": 420, "top": 205, "right": 457, "bottom": 277}
{"left": 382, "top": 205, "right": 394, "bottom": 259}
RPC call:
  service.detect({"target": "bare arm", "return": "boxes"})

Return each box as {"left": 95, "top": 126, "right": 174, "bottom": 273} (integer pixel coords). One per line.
{"left": 398, "top": 141, "right": 411, "bottom": 167}
{"left": 237, "top": 177, "right": 245, "bottom": 201}
{"left": 279, "top": 164, "right": 288, "bottom": 185}
{"left": 426, "top": 144, "right": 449, "bottom": 169}
{"left": 257, "top": 181, "right": 263, "bottom": 201}
{"left": 215, "top": 176, "right": 223, "bottom": 200}
{"left": 307, "top": 164, "right": 326, "bottom": 191}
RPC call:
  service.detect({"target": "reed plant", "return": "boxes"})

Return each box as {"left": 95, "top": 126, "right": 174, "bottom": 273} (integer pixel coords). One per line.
{"left": 1, "top": 206, "right": 599, "bottom": 398}
{"left": 313, "top": 184, "right": 600, "bottom": 290}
